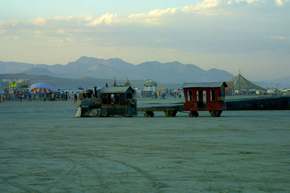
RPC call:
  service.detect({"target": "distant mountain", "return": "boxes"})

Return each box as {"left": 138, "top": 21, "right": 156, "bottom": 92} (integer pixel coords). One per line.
{"left": 0, "top": 73, "right": 150, "bottom": 90}
{"left": 0, "top": 61, "right": 34, "bottom": 74}
{"left": 24, "top": 67, "right": 55, "bottom": 76}
{"left": 0, "top": 56, "right": 233, "bottom": 83}
{"left": 258, "top": 76, "right": 290, "bottom": 88}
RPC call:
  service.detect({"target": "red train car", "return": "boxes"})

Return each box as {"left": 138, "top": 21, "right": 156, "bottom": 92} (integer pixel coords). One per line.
{"left": 183, "top": 82, "right": 228, "bottom": 117}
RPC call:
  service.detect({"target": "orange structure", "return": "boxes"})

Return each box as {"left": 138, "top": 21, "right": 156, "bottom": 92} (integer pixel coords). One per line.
{"left": 183, "top": 82, "right": 228, "bottom": 117}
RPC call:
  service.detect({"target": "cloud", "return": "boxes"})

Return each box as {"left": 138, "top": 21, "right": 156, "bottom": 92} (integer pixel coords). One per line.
{"left": 271, "top": 35, "right": 289, "bottom": 41}
{"left": 31, "top": 14, "right": 117, "bottom": 27}
{"left": 275, "top": 0, "right": 287, "bottom": 6}
{"left": 2, "top": 0, "right": 287, "bottom": 31}
{"left": 147, "top": 8, "right": 177, "bottom": 17}
{"left": 56, "top": 29, "right": 65, "bottom": 34}
{"left": 128, "top": 8, "right": 177, "bottom": 24}
{"left": 87, "top": 13, "right": 117, "bottom": 26}
{"left": 0, "top": 29, "right": 6, "bottom": 35}
{"left": 51, "top": 16, "right": 93, "bottom": 22}
{"left": 32, "top": 17, "right": 47, "bottom": 26}
{"left": 0, "top": 21, "right": 22, "bottom": 33}
{"left": 227, "top": 0, "right": 260, "bottom": 5}
{"left": 228, "top": 0, "right": 288, "bottom": 6}
{"left": 182, "top": 0, "right": 219, "bottom": 13}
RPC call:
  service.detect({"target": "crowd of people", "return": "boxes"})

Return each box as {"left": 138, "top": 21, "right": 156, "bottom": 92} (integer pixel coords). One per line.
{"left": 0, "top": 80, "right": 82, "bottom": 103}
{"left": 0, "top": 88, "right": 73, "bottom": 103}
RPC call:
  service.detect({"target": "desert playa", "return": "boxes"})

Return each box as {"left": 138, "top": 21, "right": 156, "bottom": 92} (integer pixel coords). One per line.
{"left": 0, "top": 101, "right": 289, "bottom": 193}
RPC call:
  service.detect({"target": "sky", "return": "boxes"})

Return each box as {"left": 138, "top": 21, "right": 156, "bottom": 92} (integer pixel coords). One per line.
{"left": 0, "top": 0, "right": 289, "bottom": 80}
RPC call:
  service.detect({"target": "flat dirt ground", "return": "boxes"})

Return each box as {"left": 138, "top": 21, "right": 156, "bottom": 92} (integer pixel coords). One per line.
{"left": 0, "top": 101, "right": 290, "bottom": 193}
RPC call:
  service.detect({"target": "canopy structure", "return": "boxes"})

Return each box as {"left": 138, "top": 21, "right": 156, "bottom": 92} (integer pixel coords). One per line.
{"left": 101, "top": 86, "right": 134, "bottom": 94}
{"left": 144, "top": 79, "right": 157, "bottom": 87}
{"left": 227, "top": 74, "right": 266, "bottom": 95}
{"left": 29, "top": 83, "right": 55, "bottom": 94}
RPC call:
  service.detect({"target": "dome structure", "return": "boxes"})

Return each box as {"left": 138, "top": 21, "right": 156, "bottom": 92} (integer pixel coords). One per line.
{"left": 29, "top": 83, "right": 55, "bottom": 94}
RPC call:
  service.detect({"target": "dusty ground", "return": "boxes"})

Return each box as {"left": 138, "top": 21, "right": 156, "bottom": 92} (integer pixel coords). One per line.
{"left": 0, "top": 101, "right": 290, "bottom": 193}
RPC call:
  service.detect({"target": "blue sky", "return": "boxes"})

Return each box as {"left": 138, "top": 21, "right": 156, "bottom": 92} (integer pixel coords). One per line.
{"left": 0, "top": 0, "right": 289, "bottom": 80}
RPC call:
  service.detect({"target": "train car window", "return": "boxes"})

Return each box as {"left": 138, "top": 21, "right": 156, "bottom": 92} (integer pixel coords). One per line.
{"left": 212, "top": 89, "right": 216, "bottom": 102}
{"left": 203, "top": 90, "right": 207, "bottom": 104}
{"left": 189, "top": 90, "right": 193, "bottom": 101}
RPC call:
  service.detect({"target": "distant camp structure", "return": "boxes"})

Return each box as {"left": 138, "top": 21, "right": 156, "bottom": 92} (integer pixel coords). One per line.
{"left": 7, "top": 80, "right": 29, "bottom": 90}
{"left": 29, "top": 83, "right": 54, "bottom": 94}
{"left": 1, "top": 79, "right": 30, "bottom": 101}
{"left": 142, "top": 79, "right": 157, "bottom": 98}
{"left": 227, "top": 74, "right": 266, "bottom": 95}
{"left": 0, "top": 79, "right": 72, "bottom": 102}
{"left": 0, "top": 82, "right": 5, "bottom": 102}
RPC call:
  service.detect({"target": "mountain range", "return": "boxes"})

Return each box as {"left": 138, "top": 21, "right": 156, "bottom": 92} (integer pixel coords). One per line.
{"left": 258, "top": 77, "right": 290, "bottom": 89}
{"left": 0, "top": 56, "right": 233, "bottom": 83}
{"left": 1, "top": 56, "right": 289, "bottom": 88}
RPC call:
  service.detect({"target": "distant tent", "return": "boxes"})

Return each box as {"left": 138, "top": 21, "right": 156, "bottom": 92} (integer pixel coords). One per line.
{"left": 29, "top": 83, "right": 55, "bottom": 94}
{"left": 0, "top": 82, "right": 7, "bottom": 91}
{"left": 0, "top": 82, "right": 5, "bottom": 95}
{"left": 227, "top": 74, "right": 266, "bottom": 95}
{"left": 0, "top": 82, "right": 4, "bottom": 88}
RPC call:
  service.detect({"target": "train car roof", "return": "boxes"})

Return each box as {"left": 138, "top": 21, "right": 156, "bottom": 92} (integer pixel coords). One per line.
{"left": 183, "top": 82, "right": 228, "bottom": 88}
{"left": 101, "top": 86, "right": 134, "bottom": 94}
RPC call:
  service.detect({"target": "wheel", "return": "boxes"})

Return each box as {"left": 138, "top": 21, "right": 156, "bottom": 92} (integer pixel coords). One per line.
{"left": 164, "top": 110, "right": 177, "bottom": 117}
{"left": 171, "top": 110, "right": 177, "bottom": 117}
{"left": 75, "top": 107, "right": 82, "bottom": 117}
{"left": 210, "top": 110, "right": 222, "bottom": 117}
{"left": 189, "top": 111, "right": 199, "bottom": 117}
{"left": 144, "top": 111, "right": 154, "bottom": 117}
{"left": 216, "top": 110, "right": 222, "bottom": 117}
{"left": 100, "top": 109, "right": 109, "bottom": 117}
